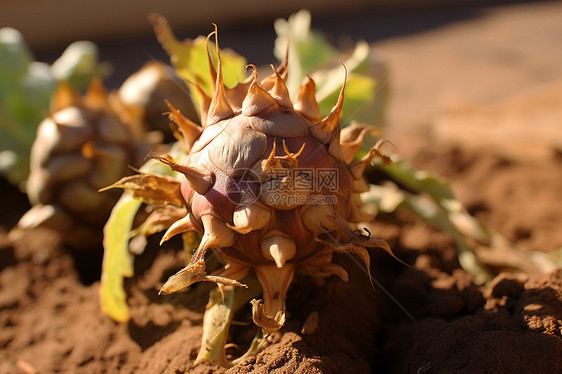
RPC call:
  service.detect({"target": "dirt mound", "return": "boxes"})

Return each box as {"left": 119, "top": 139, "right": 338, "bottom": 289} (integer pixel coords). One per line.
{"left": 384, "top": 265, "right": 562, "bottom": 373}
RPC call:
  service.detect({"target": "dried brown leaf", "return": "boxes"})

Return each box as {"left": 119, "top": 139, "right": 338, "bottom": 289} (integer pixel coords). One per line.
{"left": 100, "top": 173, "right": 183, "bottom": 207}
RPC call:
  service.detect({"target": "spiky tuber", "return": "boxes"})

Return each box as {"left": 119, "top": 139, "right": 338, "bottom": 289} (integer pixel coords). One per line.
{"left": 107, "top": 25, "right": 399, "bottom": 365}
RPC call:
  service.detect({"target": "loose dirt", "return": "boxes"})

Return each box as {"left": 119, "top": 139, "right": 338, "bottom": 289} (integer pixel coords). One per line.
{"left": 1, "top": 2, "right": 561, "bottom": 373}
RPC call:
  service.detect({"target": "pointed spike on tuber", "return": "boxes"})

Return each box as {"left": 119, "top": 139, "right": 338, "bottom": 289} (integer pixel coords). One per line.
{"left": 206, "top": 61, "right": 234, "bottom": 126}
{"left": 51, "top": 81, "right": 83, "bottom": 112}
{"left": 159, "top": 258, "right": 246, "bottom": 295}
{"left": 242, "top": 65, "right": 277, "bottom": 117}
{"left": 227, "top": 202, "right": 272, "bottom": 234}
{"left": 189, "top": 215, "right": 236, "bottom": 265}
{"left": 349, "top": 139, "right": 394, "bottom": 179}
{"left": 277, "top": 40, "right": 289, "bottom": 81}
{"left": 328, "top": 130, "right": 344, "bottom": 161}
{"left": 316, "top": 235, "right": 376, "bottom": 291}
{"left": 160, "top": 213, "right": 197, "bottom": 245}
{"left": 259, "top": 68, "right": 276, "bottom": 92}
{"left": 201, "top": 214, "right": 236, "bottom": 248}
{"left": 268, "top": 65, "right": 292, "bottom": 108}
{"left": 280, "top": 140, "right": 305, "bottom": 168}
{"left": 301, "top": 204, "right": 341, "bottom": 235}
{"left": 253, "top": 141, "right": 282, "bottom": 182}
{"left": 260, "top": 56, "right": 289, "bottom": 91}
{"left": 159, "top": 259, "right": 207, "bottom": 295}
{"left": 323, "top": 263, "right": 349, "bottom": 282}
{"left": 210, "top": 262, "right": 250, "bottom": 282}
{"left": 211, "top": 24, "right": 220, "bottom": 89}
{"left": 334, "top": 63, "right": 348, "bottom": 113}
{"left": 205, "top": 25, "right": 234, "bottom": 125}
{"left": 340, "top": 122, "right": 371, "bottom": 164}
{"left": 270, "top": 246, "right": 288, "bottom": 268}
{"left": 301, "top": 311, "right": 320, "bottom": 335}
{"left": 191, "top": 82, "right": 212, "bottom": 126}
{"left": 165, "top": 101, "right": 202, "bottom": 148}
{"left": 373, "top": 139, "right": 395, "bottom": 166}
{"left": 157, "top": 154, "right": 215, "bottom": 195}
{"left": 309, "top": 68, "right": 346, "bottom": 144}
{"left": 205, "top": 28, "right": 218, "bottom": 91}
{"left": 303, "top": 259, "right": 349, "bottom": 282}
{"left": 225, "top": 78, "right": 252, "bottom": 111}
{"left": 99, "top": 173, "right": 184, "bottom": 207}
{"left": 268, "top": 141, "right": 277, "bottom": 162}
{"left": 294, "top": 75, "right": 320, "bottom": 122}
{"left": 282, "top": 139, "right": 305, "bottom": 159}
{"left": 364, "top": 236, "right": 410, "bottom": 268}
{"left": 254, "top": 264, "right": 295, "bottom": 333}
{"left": 260, "top": 231, "right": 296, "bottom": 268}
{"left": 251, "top": 299, "right": 286, "bottom": 333}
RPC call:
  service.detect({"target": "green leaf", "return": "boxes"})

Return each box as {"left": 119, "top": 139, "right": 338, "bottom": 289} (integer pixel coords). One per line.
{"left": 0, "top": 28, "right": 102, "bottom": 184}
{"left": 274, "top": 10, "right": 338, "bottom": 98}
{"left": 99, "top": 192, "right": 142, "bottom": 322}
{"left": 273, "top": 10, "right": 388, "bottom": 148}
{"left": 196, "top": 276, "right": 262, "bottom": 366}
{"left": 375, "top": 157, "right": 489, "bottom": 243}
{"left": 99, "top": 142, "right": 189, "bottom": 321}
{"left": 195, "top": 287, "right": 234, "bottom": 366}
{"left": 360, "top": 156, "right": 495, "bottom": 283}
{"left": 366, "top": 156, "right": 561, "bottom": 282}
{"left": 363, "top": 180, "right": 493, "bottom": 284}
{"left": 0, "top": 28, "right": 33, "bottom": 86}
{"left": 152, "top": 15, "right": 246, "bottom": 116}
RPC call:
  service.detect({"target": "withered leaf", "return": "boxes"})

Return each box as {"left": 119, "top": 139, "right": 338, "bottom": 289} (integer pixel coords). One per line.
{"left": 134, "top": 205, "right": 188, "bottom": 237}
{"left": 250, "top": 299, "right": 285, "bottom": 332}
{"left": 101, "top": 173, "right": 183, "bottom": 207}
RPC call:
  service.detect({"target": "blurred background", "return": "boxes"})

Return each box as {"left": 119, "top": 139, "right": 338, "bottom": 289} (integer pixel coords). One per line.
{"left": 1, "top": 1, "right": 524, "bottom": 53}
{"left": 2, "top": 0, "right": 562, "bottom": 154}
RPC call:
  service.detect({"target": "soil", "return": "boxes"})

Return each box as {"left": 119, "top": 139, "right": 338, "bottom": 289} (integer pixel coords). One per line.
{"left": 1, "top": 2, "right": 562, "bottom": 374}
